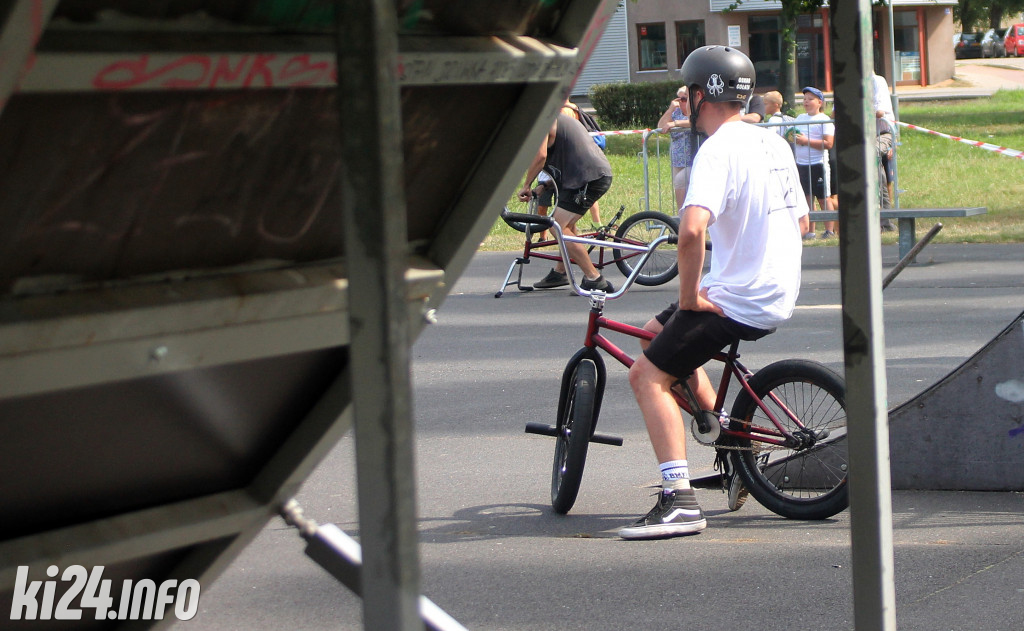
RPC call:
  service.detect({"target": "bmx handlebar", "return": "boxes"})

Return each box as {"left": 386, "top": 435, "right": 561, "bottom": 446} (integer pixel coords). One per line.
{"left": 501, "top": 211, "right": 677, "bottom": 301}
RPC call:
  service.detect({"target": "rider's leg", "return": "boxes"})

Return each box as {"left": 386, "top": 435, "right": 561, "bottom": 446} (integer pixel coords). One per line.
{"left": 640, "top": 317, "right": 715, "bottom": 411}
{"left": 629, "top": 354, "right": 689, "bottom": 465}
{"left": 551, "top": 207, "right": 601, "bottom": 280}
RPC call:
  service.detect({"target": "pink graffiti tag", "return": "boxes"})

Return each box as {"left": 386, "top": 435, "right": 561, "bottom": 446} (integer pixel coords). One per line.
{"left": 93, "top": 54, "right": 337, "bottom": 90}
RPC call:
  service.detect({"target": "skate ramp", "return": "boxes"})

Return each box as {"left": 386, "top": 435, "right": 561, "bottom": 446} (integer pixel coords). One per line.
{"left": 889, "top": 310, "right": 1024, "bottom": 490}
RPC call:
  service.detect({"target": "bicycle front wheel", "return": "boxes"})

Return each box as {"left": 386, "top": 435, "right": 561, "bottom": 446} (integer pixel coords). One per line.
{"left": 727, "top": 360, "right": 848, "bottom": 520}
{"left": 612, "top": 211, "right": 679, "bottom": 286}
{"left": 551, "top": 359, "right": 597, "bottom": 514}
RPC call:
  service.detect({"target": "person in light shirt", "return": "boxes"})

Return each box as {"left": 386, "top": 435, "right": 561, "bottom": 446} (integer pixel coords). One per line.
{"left": 793, "top": 86, "right": 835, "bottom": 239}
{"left": 620, "top": 46, "right": 809, "bottom": 540}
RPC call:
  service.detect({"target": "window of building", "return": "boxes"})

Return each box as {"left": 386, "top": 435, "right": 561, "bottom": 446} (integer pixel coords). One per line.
{"left": 637, "top": 23, "right": 666, "bottom": 71}
{"left": 675, "top": 21, "right": 705, "bottom": 69}
{"left": 749, "top": 16, "right": 781, "bottom": 88}
{"left": 893, "top": 10, "right": 921, "bottom": 84}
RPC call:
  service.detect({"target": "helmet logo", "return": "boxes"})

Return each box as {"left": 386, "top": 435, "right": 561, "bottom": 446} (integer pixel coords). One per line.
{"left": 707, "top": 74, "right": 725, "bottom": 97}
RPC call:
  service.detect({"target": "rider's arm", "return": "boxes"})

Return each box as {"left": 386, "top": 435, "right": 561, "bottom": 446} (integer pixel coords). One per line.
{"left": 677, "top": 205, "right": 723, "bottom": 315}
{"left": 518, "top": 121, "right": 557, "bottom": 201}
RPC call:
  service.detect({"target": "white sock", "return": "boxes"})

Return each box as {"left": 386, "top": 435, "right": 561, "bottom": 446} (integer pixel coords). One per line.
{"left": 659, "top": 459, "right": 691, "bottom": 491}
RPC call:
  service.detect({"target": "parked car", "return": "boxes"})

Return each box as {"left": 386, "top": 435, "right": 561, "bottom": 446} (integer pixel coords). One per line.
{"left": 954, "top": 32, "right": 984, "bottom": 59}
{"left": 1005, "top": 23, "right": 1024, "bottom": 57}
{"left": 981, "top": 28, "right": 1007, "bottom": 57}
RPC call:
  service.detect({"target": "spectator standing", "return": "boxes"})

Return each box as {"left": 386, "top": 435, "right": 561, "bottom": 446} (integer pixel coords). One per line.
{"left": 793, "top": 86, "right": 835, "bottom": 239}
{"left": 872, "top": 73, "right": 897, "bottom": 231}
{"left": 763, "top": 90, "right": 793, "bottom": 139}
{"left": 657, "top": 86, "right": 695, "bottom": 211}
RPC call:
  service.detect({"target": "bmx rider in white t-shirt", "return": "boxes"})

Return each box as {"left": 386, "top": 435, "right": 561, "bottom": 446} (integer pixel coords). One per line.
{"left": 619, "top": 45, "right": 810, "bottom": 540}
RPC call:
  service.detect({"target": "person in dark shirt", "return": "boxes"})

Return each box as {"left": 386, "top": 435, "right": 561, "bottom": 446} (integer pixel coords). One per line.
{"left": 518, "top": 113, "right": 615, "bottom": 292}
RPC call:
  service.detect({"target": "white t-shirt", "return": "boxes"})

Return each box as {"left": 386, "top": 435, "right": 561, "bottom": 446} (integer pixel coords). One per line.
{"left": 794, "top": 112, "right": 834, "bottom": 165}
{"left": 872, "top": 74, "right": 895, "bottom": 123}
{"left": 683, "top": 121, "right": 809, "bottom": 330}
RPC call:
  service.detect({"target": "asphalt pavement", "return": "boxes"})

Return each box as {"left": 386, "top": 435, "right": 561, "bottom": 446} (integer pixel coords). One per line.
{"left": 184, "top": 243, "right": 1024, "bottom": 631}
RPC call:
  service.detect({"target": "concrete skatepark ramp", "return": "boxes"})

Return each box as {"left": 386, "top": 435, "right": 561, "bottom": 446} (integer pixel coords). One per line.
{"left": 889, "top": 310, "right": 1024, "bottom": 490}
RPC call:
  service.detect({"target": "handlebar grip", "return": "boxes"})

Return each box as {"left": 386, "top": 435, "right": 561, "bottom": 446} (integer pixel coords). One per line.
{"left": 502, "top": 211, "right": 555, "bottom": 229}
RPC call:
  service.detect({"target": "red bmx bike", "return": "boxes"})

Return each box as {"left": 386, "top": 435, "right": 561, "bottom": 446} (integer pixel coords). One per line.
{"left": 510, "top": 212, "right": 850, "bottom": 520}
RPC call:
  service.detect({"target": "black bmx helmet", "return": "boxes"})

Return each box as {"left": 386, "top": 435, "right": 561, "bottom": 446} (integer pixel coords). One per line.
{"left": 680, "top": 45, "right": 756, "bottom": 104}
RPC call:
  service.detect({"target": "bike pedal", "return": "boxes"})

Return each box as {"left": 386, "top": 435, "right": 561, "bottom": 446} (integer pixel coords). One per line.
{"left": 589, "top": 433, "right": 623, "bottom": 447}
{"left": 524, "top": 422, "right": 558, "bottom": 437}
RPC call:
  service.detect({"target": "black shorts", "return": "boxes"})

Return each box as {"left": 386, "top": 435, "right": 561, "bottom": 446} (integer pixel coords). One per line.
{"left": 798, "top": 162, "right": 829, "bottom": 200}
{"left": 644, "top": 304, "right": 773, "bottom": 382}
{"left": 558, "top": 175, "right": 612, "bottom": 216}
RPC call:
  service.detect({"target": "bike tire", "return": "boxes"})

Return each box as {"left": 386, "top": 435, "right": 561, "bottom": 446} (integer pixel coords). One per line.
{"left": 612, "top": 211, "right": 679, "bottom": 286}
{"left": 502, "top": 178, "right": 557, "bottom": 234}
{"left": 550, "top": 359, "right": 598, "bottom": 514}
{"left": 727, "top": 359, "right": 849, "bottom": 520}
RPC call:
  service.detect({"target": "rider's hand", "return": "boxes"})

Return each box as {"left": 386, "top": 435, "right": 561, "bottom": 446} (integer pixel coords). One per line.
{"left": 517, "top": 187, "right": 532, "bottom": 202}
{"left": 681, "top": 288, "right": 725, "bottom": 317}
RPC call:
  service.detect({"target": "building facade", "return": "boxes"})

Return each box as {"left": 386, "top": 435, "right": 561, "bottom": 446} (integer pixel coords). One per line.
{"left": 577, "top": 0, "right": 958, "bottom": 96}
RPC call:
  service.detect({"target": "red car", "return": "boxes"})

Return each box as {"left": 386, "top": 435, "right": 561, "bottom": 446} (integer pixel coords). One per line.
{"left": 1006, "top": 24, "right": 1024, "bottom": 57}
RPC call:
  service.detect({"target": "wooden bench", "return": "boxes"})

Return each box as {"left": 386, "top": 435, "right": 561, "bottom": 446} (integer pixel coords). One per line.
{"left": 809, "top": 207, "right": 987, "bottom": 260}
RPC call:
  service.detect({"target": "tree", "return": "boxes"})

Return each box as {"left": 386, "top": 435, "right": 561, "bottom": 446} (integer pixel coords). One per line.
{"left": 956, "top": 0, "right": 988, "bottom": 32}
{"left": 727, "top": 0, "right": 826, "bottom": 111}
{"left": 988, "top": 0, "right": 1024, "bottom": 29}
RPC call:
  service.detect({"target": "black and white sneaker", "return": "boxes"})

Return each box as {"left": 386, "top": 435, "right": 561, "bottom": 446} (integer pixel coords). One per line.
{"left": 581, "top": 274, "right": 614, "bottom": 293}
{"left": 727, "top": 472, "right": 749, "bottom": 512}
{"left": 619, "top": 489, "right": 706, "bottom": 540}
{"left": 534, "top": 268, "right": 569, "bottom": 289}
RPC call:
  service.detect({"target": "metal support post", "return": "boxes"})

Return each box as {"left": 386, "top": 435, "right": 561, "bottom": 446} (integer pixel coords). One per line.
{"left": 830, "top": 2, "right": 898, "bottom": 630}
{"left": 337, "top": 1, "right": 423, "bottom": 630}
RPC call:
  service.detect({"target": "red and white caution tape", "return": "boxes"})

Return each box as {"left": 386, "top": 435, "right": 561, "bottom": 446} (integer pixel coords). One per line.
{"left": 589, "top": 129, "right": 651, "bottom": 137}
{"left": 897, "top": 121, "right": 1024, "bottom": 160}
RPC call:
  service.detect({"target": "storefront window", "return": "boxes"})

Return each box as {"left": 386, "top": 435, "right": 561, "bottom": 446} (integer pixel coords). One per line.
{"left": 638, "top": 23, "right": 666, "bottom": 71}
{"left": 749, "top": 16, "right": 781, "bottom": 88}
{"left": 893, "top": 10, "right": 921, "bottom": 83}
{"left": 676, "top": 21, "right": 705, "bottom": 69}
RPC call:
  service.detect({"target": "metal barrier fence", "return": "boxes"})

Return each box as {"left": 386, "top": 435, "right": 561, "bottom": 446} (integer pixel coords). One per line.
{"left": 640, "top": 117, "right": 898, "bottom": 219}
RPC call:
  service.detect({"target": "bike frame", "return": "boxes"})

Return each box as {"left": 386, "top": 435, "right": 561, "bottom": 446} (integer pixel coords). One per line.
{"left": 515, "top": 206, "right": 646, "bottom": 271}
{"left": 580, "top": 301, "right": 812, "bottom": 449}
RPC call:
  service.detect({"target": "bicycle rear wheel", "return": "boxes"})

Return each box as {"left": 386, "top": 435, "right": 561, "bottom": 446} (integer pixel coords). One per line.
{"left": 727, "top": 359, "right": 848, "bottom": 520}
{"left": 612, "top": 211, "right": 679, "bottom": 286}
{"left": 551, "top": 359, "right": 597, "bottom": 514}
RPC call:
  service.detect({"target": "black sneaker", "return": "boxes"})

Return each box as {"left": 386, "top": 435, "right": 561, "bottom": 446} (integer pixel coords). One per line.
{"left": 880, "top": 220, "right": 896, "bottom": 232}
{"left": 581, "top": 275, "right": 614, "bottom": 293}
{"left": 533, "top": 269, "right": 569, "bottom": 289}
{"left": 619, "top": 488, "right": 706, "bottom": 540}
{"left": 727, "top": 472, "right": 749, "bottom": 512}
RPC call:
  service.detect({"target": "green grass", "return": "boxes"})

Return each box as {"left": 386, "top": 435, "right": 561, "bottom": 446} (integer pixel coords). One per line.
{"left": 894, "top": 90, "right": 1024, "bottom": 243}
{"left": 483, "top": 90, "right": 1024, "bottom": 250}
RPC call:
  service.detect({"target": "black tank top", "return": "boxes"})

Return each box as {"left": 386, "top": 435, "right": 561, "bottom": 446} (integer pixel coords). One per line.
{"left": 545, "top": 113, "right": 612, "bottom": 190}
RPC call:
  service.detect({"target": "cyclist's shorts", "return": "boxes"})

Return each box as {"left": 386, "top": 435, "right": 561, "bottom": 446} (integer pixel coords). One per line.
{"left": 645, "top": 304, "right": 773, "bottom": 381}
{"left": 558, "top": 175, "right": 612, "bottom": 216}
